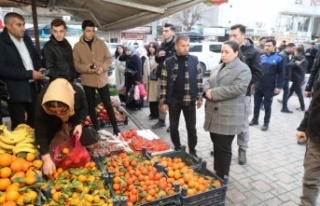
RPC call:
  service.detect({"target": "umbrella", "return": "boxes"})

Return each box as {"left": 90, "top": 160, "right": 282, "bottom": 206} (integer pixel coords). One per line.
{"left": 25, "top": 24, "right": 82, "bottom": 38}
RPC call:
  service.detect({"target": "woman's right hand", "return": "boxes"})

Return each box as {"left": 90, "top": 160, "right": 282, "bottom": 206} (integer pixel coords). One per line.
{"left": 41, "top": 154, "right": 56, "bottom": 177}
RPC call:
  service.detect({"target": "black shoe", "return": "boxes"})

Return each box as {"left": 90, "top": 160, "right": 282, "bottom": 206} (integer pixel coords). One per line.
{"left": 210, "top": 151, "right": 214, "bottom": 156}
{"left": 296, "top": 108, "right": 305, "bottom": 111}
{"left": 152, "top": 121, "right": 166, "bottom": 129}
{"left": 189, "top": 152, "right": 198, "bottom": 159}
{"left": 261, "top": 124, "right": 268, "bottom": 131}
{"left": 281, "top": 109, "right": 293, "bottom": 113}
{"left": 166, "top": 126, "right": 170, "bottom": 133}
{"left": 174, "top": 147, "right": 181, "bottom": 151}
{"left": 249, "top": 120, "right": 259, "bottom": 126}
{"left": 238, "top": 149, "right": 247, "bottom": 165}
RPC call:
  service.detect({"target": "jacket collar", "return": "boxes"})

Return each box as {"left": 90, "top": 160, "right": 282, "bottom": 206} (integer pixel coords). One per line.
{"left": 217, "top": 57, "right": 241, "bottom": 81}
{"left": 79, "top": 34, "right": 98, "bottom": 44}
{"left": 1, "top": 27, "right": 27, "bottom": 45}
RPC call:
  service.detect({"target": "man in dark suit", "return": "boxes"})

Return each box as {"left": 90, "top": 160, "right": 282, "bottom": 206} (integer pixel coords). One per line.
{"left": 305, "top": 42, "right": 318, "bottom": 73}
{"left": 0, "top": 12, "right": 45, "bottom": 129}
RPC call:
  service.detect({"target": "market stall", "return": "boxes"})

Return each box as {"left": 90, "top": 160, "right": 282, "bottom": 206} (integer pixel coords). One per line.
{"left": 0, "top": 124, "right": 227, "bottom": 206}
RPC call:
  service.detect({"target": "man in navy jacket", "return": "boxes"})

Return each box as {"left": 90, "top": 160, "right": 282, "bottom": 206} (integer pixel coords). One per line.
{"left": 250, "top": 39, "right": 285, "bottom": 131}
{"left": 0, "top": 12, "right": 45, "bottom": 129}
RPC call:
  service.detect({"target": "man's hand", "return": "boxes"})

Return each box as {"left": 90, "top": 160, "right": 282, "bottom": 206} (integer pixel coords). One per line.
{"left": 274, "top": 88, "right": 281, "bottom": 94}
{"left": 39, "top": 68, "right": 46, "bottom": 72}
{"left": 296, "top": 60, "right": 305, "bottom": 66}
{"left": 296, "top": 131, "right": 308, "bottom": 143}
{"left": 161, "top": 104, "right": 168, "bottom": 113}
{"left": 305, "top": 91, "right": 312, "bottom": 97}
{"left": 32, "top": 70, "right": 45, "bottom": 80}
{"left": 87, "top": 64, "right": 96, "bottom": 73}
{"left": 205, "top": 89, "right": 212, "bottom": 100}
{"left": 158, "top": 50, "right": 166, "bottom": 57}
{"left": 196, "top": 100, "right": 202, "bottom": 109}
{"left": 95, "top": 67, "right": 103, "bottom": 75}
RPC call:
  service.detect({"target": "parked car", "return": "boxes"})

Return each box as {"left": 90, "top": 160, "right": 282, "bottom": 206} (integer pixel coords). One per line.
{"left": 177, "top": 31, "right": 204, "bottom": 42}
{"left": 189, "top": 42, "right": 223, "bottom": 75}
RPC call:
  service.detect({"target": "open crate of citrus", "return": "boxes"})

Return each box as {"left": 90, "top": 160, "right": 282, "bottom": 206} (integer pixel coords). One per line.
{"left": 144, "top": 146, "right": 200, "bottom": 168}
{"left": 101, "top": 152, "right": 181, "bottom": 206}
{"left": 179, "top": 161, "right": 228, "bottom": 206}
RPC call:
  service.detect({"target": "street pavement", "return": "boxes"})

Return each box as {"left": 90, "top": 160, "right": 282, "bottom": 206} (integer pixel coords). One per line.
{"left": 114, "top": 89, "right": 317, "bottom": 206}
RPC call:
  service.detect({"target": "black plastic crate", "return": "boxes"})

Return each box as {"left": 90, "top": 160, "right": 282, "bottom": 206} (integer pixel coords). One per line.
{"left": 143, "top": 145, "right": 201, "bottom": 168}
{"left": 180, "top": 161, "right": 228, "bottom": 206}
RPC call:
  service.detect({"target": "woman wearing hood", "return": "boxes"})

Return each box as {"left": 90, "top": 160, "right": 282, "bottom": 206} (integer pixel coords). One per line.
{"left": 73, "top": 20, "right": 120, "bottom": 134}
{"left": 119, "top": 45, "right": 143, "bottom": 109}
{"left": 35, "top": 78, "right": 88, "bottom": 176}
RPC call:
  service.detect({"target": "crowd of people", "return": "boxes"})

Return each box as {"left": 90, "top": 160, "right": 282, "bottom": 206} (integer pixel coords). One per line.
{"left": 1, "top": 11, "right": 320, "bottom": 205}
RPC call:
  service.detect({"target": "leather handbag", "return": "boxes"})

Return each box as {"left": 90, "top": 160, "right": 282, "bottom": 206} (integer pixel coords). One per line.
{"left": 79, "top": 126, "right": 100, "bottom": 146}
{"left": 149, "top": 71, "right": 158, "bottom": 81}
{"left": 125, "top": 68, "right": 137, "bottom": 78}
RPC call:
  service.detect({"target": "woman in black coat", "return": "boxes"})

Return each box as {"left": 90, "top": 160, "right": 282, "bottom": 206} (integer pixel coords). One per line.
{"left": 119, "top": 45, "right": 143, "bottom": 109}
{"left": 34, "top": 78, "right": 88, "bottom": 176}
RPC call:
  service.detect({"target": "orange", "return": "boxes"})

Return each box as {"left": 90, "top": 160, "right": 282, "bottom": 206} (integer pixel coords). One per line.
{"left": 5, "top": 190, "right": 20, "bottom": 201}
{"left": 26, "top": 153, "right": 36, "bottom": 162}
{"left": 167, "top": 170, "right": 174, "bottom": 178}
{"left": 0, "top": 167, "right": 12, "bottom": 178}
{"left": 213, "top": 180, "right": 221, "bottom": 188}
{"left": 25, "top": 190, "right": 38, "bottom": 200}
{"left": 62, "top": 148, "right": 70, "bottom": 154}
{"left": 25, "top": 176, "right": 37, "bottom": 185}
{"left": 0, "top": 153, "right": 13, "bottom": 167}
{"left": 6, "top": 183, "right": 20, "bottom": 192}
{"left": 32, "top": 160, "right": 43, "bottom": 169}
{"left": 10, "top": 160, "right": 23, "bottom": 172}
{"left": 0, "top": 178, "right": 11, "bottom": 191}
{"left": 3, "top": 201, "right": 16, "bottom": 206}
{"left": 188, "top": 180, "right": 195, "bottom": 188}
{"left": 77, "top": 174, "right": 87, "bottom": 182}
{"left": 10, "top": 171, "right": 25, "bottom": 182}
{"left": 187, "top": 188, "right": 196, "bottom": 196}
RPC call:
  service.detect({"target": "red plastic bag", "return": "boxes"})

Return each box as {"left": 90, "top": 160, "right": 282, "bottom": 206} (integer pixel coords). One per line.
{"left": 53, "top": 135, "right": 91, "bottom": 169}
{"left": 137, "top": 82, "right": 147, "bottom": 98}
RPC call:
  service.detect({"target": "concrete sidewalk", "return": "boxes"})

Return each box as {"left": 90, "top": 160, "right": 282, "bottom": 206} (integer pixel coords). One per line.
{"left": 116, "top": 91, "right": 316, "bottom": 205}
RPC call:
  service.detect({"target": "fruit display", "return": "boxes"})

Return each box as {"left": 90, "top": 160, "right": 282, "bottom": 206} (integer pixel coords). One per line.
{"left": 95, "top": 103, "right": 126, "bottom": 123}
{"left": 46, "top": 161, "right": 113, "bottom": 206}
{"left": 0, "top": 124, "right": 38, "bottom": 155}
{"left": 151, "top": 156, "right": 222, "bottom": 196}
{"left": 120, "top": 129, "right": 171, "bottom": 153}
{"left": 104, "top": 152, "right": 179, "bottom": 206}
{"left": 0, "top": 152, "right": 47, "bottom": 206}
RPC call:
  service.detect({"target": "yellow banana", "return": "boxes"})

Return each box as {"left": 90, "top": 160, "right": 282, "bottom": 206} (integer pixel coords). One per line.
{"left": 15, "top": 124, "right": 32, "bottom": 130}
{"left": 12, "top": 146, "right": 38, "bottom": 155}
{"left": 0, "top": 132, "right": 25, "bottom": 145}
{"left": 16, "top": 138, "right": 35, "bottom": 145}
{"left": 0, "top": 139, "right": 15, "bottom": 150}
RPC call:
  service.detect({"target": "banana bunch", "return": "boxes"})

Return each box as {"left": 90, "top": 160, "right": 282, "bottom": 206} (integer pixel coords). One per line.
{"left": 0, "top": 124, "right": 39, "bottom": 155}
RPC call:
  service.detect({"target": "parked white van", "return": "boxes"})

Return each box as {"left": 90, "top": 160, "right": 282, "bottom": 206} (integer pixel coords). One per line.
{"left": 189, "top": 42, "right": 223, "bottom": 75}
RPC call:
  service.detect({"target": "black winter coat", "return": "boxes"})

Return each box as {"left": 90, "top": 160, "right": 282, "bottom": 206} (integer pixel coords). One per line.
{"left": 0, "top": 28, "right": 42, "bottom": 102}
{"left": 34, "top": 83, "right": 88, "bottom": 155}
{"left": 42, "top": 36, "right": 79, "bottom": 82}
{"left": 287, "top": 55, "right": 308, "bottom": 83}
{"left": 279, "top": 50, "right": 292, "bottom": 81}
{"left": 241, "top": 39, "right": 262, "bottom": 96}
{"left": 298, "top": 73, "right": 320, "bottom": 142}
{"left": 155, "top": 36, "right": 176, "bottom": 77}
{"left": 305, "top": 53, "right": 320, "bottom": 92}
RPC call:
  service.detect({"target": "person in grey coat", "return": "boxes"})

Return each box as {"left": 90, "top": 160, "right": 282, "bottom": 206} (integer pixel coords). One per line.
{"left": 203, "top": 41, "right": 251, "bottom": 180}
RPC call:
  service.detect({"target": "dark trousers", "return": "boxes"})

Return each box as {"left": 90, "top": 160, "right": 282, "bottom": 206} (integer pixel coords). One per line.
{"left": 288, "top": 82, "right": 305, "bottom": 110}
{"left": 210, "top": 133, "right": 235, "bottom": 179}
{"left": 7, "top": 83, "right": 37, "bottom": 130}
{"left": 149, "top": 101, "right": 159, "bottom": 118}
{"left": 282, "top": 80, "right": 289, "bottom": 110}
{"left": 253, "top": 88, "right": 274, "bottom": 124}
{"left": 83, "top": 84, "right": 119, "bottom": 133}
{"left": 168, "top": 97, "right": 197, "bottom": 152}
